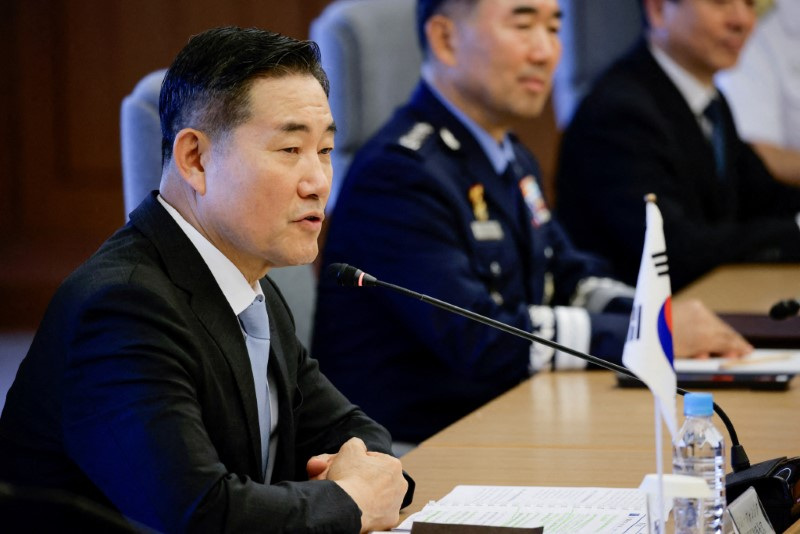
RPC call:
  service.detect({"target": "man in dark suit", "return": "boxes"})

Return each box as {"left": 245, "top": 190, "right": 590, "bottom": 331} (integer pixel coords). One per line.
{"left": 0, "top": 27, "right": 411, "bottom": 533}
{"left": 313, "top": 0, "right": 751, "bottom": 446}
{"left": 557, "top": 0, "right": 800, "bottom": 292}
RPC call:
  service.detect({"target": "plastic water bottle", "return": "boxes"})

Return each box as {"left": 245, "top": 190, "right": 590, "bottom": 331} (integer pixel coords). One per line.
{"left": 672, "top": 392, "right": 728, "bottom": 533}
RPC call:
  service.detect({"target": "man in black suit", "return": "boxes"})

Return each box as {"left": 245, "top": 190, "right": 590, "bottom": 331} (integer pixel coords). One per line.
{"left": 0, "top": 27, "right": 411, "bottom": 533}
{"left": 557, "top": 0, "right": 800, "bottom": 291}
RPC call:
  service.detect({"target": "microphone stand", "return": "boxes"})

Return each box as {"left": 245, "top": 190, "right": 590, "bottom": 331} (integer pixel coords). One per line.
{"left": 328, "top": 263, "right": 800, "bottom": 530}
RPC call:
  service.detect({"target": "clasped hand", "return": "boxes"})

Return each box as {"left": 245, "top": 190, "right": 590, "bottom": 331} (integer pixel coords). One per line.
{"left": 306, "top": 437, "right": 407, "bottom": 533}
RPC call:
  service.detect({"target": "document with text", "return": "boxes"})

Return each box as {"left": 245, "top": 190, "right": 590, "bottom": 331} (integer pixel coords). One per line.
{"left": 393, "top": 485, "right": 648, "bottom": 533}
{"left": 674, "top": 348, "right": 800, "bottom": 374}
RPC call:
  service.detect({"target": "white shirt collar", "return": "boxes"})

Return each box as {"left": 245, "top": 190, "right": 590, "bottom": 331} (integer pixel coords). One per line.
{"left": 157, "top": 194, "right": 263, "bottom": 316}
{"left": 649, "top": 42, "right": 718, "bottom": 117}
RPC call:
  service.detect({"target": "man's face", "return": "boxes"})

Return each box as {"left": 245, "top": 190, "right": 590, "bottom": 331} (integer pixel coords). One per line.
{"left": 448, "top": 0, "right": 562, "bottom": 130}
{"left": 197, "top": 74, "right": 335, "bottom": 281}
{"left": 654, "top": 0, "right": 756, "bottom": 83}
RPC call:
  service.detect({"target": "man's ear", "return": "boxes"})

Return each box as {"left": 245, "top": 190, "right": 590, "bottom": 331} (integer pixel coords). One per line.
{"left": 643, "top": 0, "right": 667, "bottom": 30}
{"left": 172, "top": 128, "right": 210, "bottom": 196}
{"left": 425, "top": 14, "right": 460, "bottom": 68}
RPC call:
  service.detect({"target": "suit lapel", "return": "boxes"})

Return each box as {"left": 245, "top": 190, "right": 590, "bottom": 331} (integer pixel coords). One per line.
{"left": 634, "top": 44, "right": 733, "bottom": 216}
{"left": 129, "top": 193, "right": 264, "bottom": 477}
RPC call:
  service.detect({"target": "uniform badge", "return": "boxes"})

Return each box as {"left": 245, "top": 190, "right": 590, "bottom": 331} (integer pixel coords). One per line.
{"left": 469, "top": 184, "right": 504, "bottom": 241}
{"left": 468, "top": 184, "right": 489, "bottom": 221}
{"left": 398, "top": 122, "right": 434, "bottom": 150}
{"left": 439, "top": 128, "right": 461, "bottom": 151}
{"left": 518, "top": 175, "right": 551, "bottom": 228}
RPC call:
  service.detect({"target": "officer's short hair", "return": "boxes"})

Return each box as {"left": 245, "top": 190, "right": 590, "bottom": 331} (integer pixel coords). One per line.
{"left": 417, "top": 0, "right": 478, "bottom": 53}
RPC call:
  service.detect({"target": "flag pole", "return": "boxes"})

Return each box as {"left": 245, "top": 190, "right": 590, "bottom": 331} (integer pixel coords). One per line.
{"left": 655, "top": 400, "right": 666, "bottom": 533}
{"left": 622, "top": 194, "right": 678, "bottom": 532}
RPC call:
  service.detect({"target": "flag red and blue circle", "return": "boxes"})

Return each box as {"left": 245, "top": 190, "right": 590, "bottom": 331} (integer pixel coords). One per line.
{"left": 657, "top": 297, "right": 674, "bottom": 364}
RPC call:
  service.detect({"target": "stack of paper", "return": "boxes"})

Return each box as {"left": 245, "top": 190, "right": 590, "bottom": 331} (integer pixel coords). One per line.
{"left": 393, "top": 485, "right": 648, "bottom": 533}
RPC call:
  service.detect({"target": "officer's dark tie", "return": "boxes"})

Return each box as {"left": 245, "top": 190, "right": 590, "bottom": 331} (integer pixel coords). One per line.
{"left": 703, "top": 97, "right": 727, "bottom": 179}
{"left": 239, "top": 296, "right": 271, "bottom": 478}
{"left": 504, "top": 159, "right": 527, "bottom": 225}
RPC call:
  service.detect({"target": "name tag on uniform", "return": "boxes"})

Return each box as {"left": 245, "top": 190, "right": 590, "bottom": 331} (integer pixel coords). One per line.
{"left": 471, "top": 220, "right": 504, "bottom": 241}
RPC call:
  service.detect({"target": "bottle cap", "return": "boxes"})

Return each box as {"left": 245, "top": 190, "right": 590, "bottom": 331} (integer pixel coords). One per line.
{"left": 684, "top": 392, "right": 714, "bottom": 416}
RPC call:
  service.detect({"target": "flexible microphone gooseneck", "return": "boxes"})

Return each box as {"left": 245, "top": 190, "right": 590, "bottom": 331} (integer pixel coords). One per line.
{"left": 769, "top": 298, "right": 800, "bottom": 320}
{"left": 328, "top": 263, "right": 800, "bottom": 529}
{"left": 327, "top": 262, "right": 751, "bottom": 472}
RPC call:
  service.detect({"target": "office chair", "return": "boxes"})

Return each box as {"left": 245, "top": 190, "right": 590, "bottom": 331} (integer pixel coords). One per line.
{"left": 552, "top": 0, "right": 643, "bottom": 128}
{"left": 119, "top": 71, "right": 317, "bottom": 348}
{"left": 310, "top": 0, "right": 421, "bottom": 213}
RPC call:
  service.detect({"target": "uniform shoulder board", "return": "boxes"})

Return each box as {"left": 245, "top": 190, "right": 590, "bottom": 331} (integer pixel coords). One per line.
{"left": 398, "top": 122, "right": 434, "bottom": 151}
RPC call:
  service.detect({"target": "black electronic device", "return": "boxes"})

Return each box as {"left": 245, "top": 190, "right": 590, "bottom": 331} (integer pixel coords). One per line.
{"left": 726, "top": 457, "right": 800, "bottom": 532}
{"left": 770, "top": 299, "right": 800, "bottom": 321}
{"left": 327, "top": 263, "right": 800, "bottom": 531}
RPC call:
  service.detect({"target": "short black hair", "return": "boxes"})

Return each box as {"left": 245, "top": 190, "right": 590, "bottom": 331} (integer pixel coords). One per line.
{"left": 159, "top": 26, "right": 330, "bottom": 164}
{"left": 416, "top": 0, "right": 478, "bottom": 53}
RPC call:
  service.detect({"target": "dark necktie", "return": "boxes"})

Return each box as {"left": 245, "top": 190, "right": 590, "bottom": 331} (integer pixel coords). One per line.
{"left": 239, "top": 296, "right": 271, "bottom": 477}
{"left": 505, "top": 158, "right": 536, "bottom": 225}
{"left": 703, "top": 97, "right": 727, "bottom": 179}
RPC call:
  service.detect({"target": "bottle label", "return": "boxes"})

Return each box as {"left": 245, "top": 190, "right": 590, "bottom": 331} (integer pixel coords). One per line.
{"left": 727, "top": 486, "right": 776, "bottom": 534}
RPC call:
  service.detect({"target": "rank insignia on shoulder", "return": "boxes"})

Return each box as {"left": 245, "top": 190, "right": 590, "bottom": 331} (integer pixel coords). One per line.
{"left": 398, "top": 122, "right": 434, "bottom": 150}
{"left": 439, "top": 127, "right": 460, "bottom": 151}
{"left": 468, "top": 183, "right": 489, "bottom": 222}
{"left": 518, "top": 175, "right": 551, "bottom": 227}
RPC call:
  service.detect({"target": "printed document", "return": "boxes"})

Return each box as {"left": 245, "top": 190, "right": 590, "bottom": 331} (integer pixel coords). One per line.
{"left": 393, "top": 485, "right": 648, "bottom": 533}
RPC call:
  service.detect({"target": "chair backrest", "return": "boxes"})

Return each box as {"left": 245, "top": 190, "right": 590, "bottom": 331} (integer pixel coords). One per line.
{"left": 119, "top": 70, "right": 318, "bottom": 348}
{"left": 552, "top": 0, "right": 643, "bottom": 128}
{"left": 310, "top": 0, "right": 421, "bottom": 212}
{"left": 120, "top": 68, "right": 167, "bottom": 218}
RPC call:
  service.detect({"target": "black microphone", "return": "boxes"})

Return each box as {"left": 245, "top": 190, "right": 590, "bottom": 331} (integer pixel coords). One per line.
{"left": 769, "top": 298, "right": 800, "bottom": 320}
{"left": 327, "top": 263, "right": 800, "bottom": 530}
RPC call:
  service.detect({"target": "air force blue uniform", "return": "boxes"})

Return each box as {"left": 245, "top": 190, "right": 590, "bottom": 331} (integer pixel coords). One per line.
{"left": 313, "top": 82, "right": 630, "bottom": 443}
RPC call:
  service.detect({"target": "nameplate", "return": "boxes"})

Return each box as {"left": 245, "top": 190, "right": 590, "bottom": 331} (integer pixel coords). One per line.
{"left": 411, "top": 523, "right": 543, "bottom": 534}
{"left": 471, "top": 220, "right": 504, "bottom": 241}
{"left": 727, "top": 486, "right": 776, "bottom": 534}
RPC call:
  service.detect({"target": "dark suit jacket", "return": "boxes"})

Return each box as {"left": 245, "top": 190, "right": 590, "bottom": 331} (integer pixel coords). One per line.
{"left": 0, "top": 193, "right": 410, "bottom": 533}
{"left": 557, "top": 40, "right": 800, "bottom": 291}
{"left": 313, "top": 82, "right": 629, "bottom": 443}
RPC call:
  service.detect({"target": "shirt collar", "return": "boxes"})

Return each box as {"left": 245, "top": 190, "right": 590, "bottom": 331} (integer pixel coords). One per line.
{"left": 157, "top": 194, "right": 263, "bottom": 316}
{"left": 649, "top": 42, "right": 718, "bottom": 117}
{"left": 425, "top": 80, "right": 516, "bottom": 175}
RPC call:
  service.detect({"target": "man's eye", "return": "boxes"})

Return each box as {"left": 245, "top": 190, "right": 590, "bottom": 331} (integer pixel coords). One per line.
{"left": 320, "top": 147, "right": 333, "bottom": 155}
{"left": 282, "top": 147, "right": 300, "bottom": 154}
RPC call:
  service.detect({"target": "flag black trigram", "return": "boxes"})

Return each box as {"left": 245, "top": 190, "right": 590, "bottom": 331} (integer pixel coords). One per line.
{"left": 626, "top": 303, "right": 642, "bottom": 343}
{"left": 651, "top": 250, "right": 669, "bottom": 277}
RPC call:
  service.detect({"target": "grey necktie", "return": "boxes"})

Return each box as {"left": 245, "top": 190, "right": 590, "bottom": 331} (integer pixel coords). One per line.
{"left": 238, "top": 296, "right": 271, "bottom": 477}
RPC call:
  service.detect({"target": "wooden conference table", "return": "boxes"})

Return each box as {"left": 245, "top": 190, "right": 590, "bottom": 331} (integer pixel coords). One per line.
{"left": 400, "top": 372, "right": 800, "bottom": 531}
{"left": 676, "top": 263, "right": 800, "bottom": 314}
{"left": 396, "top": 264, "right": 800, "bottom": 531}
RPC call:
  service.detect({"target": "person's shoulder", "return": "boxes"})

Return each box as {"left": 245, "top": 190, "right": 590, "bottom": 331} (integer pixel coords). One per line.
{"left": 57, "top": 224, "right": 174, "bottom": 309}
{"left": 568, "top": 46, "right": 663, "bottom": 132}
{"left": 579, "top": 40, "right": 653, "bottom": 98}
{"left": 349, "top": 113, "right": 462, "bottom": 185}
{"left": 362, "top": 111, "right": 446, "bottom": 162}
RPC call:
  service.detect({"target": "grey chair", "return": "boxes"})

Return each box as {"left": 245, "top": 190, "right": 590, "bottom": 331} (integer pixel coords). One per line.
{"left": 119, "top": 70, "right": 318, "bottom": 348}
{"left": 310, "top": 0, "right": 421, "bottom": 213}
{"left": 552, "top": 0, "right": 643, "bottom": 128}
